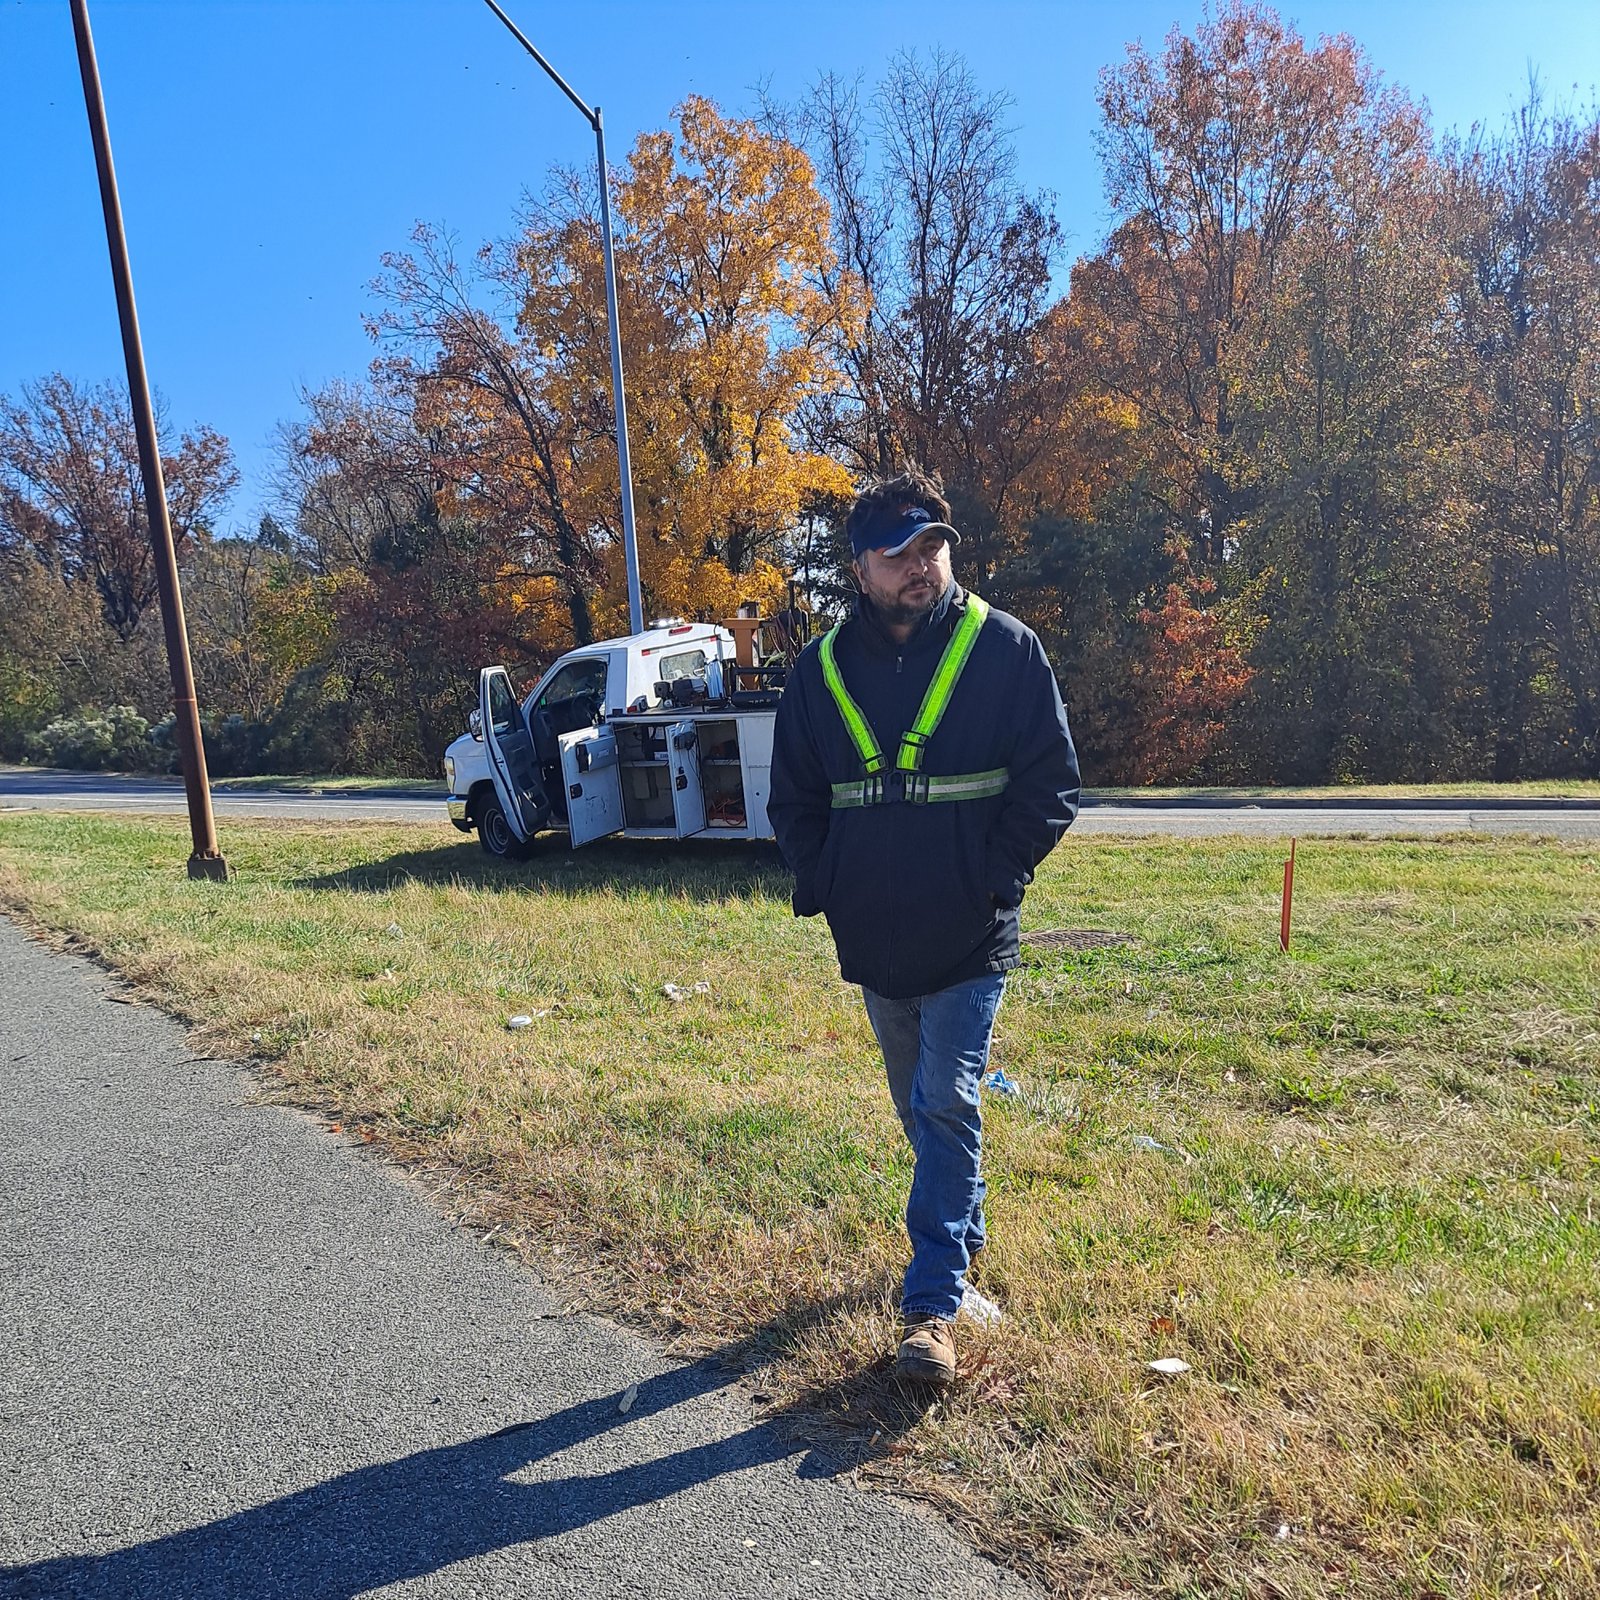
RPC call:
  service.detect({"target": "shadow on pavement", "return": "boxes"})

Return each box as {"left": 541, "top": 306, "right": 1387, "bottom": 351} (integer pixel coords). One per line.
{"left": 294, "top": 836, "right": 791, "bottom": 901}
{"left": 2, "top": 1295, "right": 934, "bottom": 1599}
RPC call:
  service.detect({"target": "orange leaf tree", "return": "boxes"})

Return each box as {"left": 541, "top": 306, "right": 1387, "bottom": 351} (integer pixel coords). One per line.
{"left": 373, "top": 96, "right": 856, "bottom": 652}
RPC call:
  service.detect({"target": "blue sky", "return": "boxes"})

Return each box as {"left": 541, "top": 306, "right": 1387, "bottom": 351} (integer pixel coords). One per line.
{"left": 5, "top": 0, "right": 1598, "bottom": 531}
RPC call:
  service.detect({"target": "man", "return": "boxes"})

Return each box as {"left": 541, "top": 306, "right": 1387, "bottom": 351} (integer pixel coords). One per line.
{"left": 769, "top": 468, "right": 1080, "bottom": 1385}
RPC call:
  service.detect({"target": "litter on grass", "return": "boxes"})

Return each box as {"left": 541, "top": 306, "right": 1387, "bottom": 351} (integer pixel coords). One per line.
{"left": 505, "top": 1010, "right": 552, "bottom": 1029}
{"left": 980, "top": 1068, "right": 1022, "bottom": 1098}
{"left": 960, "top": 1283, "right": 1004, "bottom": 1326}
{"left": 662, "top": 981, "right": 713, "bottom": 1003}
{"left": 1022, "top": 928, "right": 1137, "bottom": 951}
{"left": 1147, "top": 1357, "right": 1191, "bottom": 1376}
{"left": 1132, "top": 1133, "right": 1193, "bottom": 1162}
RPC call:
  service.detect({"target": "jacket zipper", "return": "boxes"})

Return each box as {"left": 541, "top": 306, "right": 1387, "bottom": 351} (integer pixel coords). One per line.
{"left": 885, "top": 654, "right": 905, "bottom": 987}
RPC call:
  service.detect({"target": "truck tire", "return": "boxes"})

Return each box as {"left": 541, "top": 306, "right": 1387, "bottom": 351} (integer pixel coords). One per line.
{"left": 476, "top": 793, "right": 532, "bottom": 861}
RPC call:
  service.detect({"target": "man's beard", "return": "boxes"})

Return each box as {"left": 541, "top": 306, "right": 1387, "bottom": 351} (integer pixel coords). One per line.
{"left": 865, "top": 578, "right": 941, "bottom": 627}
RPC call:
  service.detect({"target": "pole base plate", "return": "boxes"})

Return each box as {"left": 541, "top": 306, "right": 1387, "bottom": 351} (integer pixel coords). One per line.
{"left": 187, "top": 853, "right": 231, "bottom": 883}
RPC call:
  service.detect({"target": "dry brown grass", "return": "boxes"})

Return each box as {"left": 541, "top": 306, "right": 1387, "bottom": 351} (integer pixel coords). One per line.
{"left": 1, "top": 814, "right": 1596, "bottom": 1598}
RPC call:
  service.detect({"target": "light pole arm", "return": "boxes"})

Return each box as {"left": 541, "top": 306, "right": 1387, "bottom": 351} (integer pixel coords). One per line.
{"left": 481, "top": 0, "right": 592, "bottom": 122}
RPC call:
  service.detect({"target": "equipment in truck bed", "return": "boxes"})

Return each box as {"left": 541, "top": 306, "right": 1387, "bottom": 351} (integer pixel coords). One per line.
{"left": 452, "top": 603, "right": 804, "bottom": 855}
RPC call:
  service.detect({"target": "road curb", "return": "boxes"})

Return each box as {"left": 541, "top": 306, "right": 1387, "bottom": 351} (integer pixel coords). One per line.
{"left": 1082, "top": 794, "right": 1600, "bottom": 811}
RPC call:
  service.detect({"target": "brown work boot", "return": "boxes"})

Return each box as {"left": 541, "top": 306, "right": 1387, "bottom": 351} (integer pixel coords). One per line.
{"left": 897, "top": 1315, "right": 957, "bottom": 1385}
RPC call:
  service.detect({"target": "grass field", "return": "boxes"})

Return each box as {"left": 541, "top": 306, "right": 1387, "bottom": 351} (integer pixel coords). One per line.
{"left": 1, "top": 814, "right": 1595, "bottom": 1598}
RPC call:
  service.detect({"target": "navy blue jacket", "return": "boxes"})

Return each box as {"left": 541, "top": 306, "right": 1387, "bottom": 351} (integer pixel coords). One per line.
{"left": 769, "top": 584, "right": 1080, "bottom": 1000}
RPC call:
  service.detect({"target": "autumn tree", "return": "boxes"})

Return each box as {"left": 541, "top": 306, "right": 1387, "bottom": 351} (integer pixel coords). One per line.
{"left": 367, "top": 227, "right": 604, "bottom": 648}
{"left": 0, "top": 546, "right": 119, "bottom": 756}
{"left": 0, "top": 374, "right": 238, "bottom": 758}
{"left": 1092, "top": 5, "right": 1378, "bottom": 571}
{"left": 183, "top": 534, "right": 284, "bottom": 724}
{"left": 779, "top": 52, "right": 1066, "bottom": 587}
{"left": 372, "top": 96, "right": 854, "bottom": 652}
{"left": 1449, "top": 95, "right": 1600, "bottom": 776}
{"left": 265, "top": 382, "right": 539, "bottom": 770}
{"left": 310, "top": 508, "right": 528, "bottom": 771}
{"left": 1011, "top": 484, "right": 1259, "bottom": 784}
{"left": 1067, "top": 4, "right": 1512, "bottom": 780}
{"left": 0, "top": 374, "right": 236, "bottom": 640}
{"left": 1122, "top": 568, "right": 1260, "bottom": 782}
{"left": 1225, "top": 73, "right": 1476, "bottom": 779}
{"left": 272, "top": 381, "right": 446, "bottom": 578}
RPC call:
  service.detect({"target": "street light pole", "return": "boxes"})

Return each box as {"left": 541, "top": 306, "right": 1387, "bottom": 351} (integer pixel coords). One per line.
{"left": 69, "top": 0, "right": 228, "bottom": 881}
{"left": 592, "top": 107, "right": 645, "bottom": 638}
{"left": 481, "top": 0, "right": 645, "bottom": 637}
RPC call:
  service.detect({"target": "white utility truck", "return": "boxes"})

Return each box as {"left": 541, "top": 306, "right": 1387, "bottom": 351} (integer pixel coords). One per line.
{"left": 443, "top": 616, "right": 787, "bottom": 857}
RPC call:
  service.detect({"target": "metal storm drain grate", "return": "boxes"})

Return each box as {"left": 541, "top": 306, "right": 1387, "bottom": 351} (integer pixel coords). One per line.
{"left": 1022, "top": 928, "right": 1137, "bottom": 951}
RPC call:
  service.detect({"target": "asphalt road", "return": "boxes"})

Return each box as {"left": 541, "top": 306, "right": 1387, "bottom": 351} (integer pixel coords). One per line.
{"left": 0, "top": 918, "right": 1035, "bottom": 1600}
{"left": 0, "top": 767, "right": 444, "bottom": 826}
{"left": 4, "top": 765, "right": 1599, "bottom": 838}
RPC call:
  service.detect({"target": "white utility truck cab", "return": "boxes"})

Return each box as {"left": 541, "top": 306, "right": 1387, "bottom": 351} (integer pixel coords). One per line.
{"left": 442, "top": 618, "right": 784, "bottom": 857}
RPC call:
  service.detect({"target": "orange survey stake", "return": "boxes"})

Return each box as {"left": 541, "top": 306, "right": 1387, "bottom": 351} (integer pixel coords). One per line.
{"left": 1280, "top": 838, "right": 1296, "bottom": 952}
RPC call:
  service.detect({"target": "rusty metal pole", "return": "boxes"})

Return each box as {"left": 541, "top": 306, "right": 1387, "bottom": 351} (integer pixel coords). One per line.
{"left": 70, "top": 0, "right": 228, "bottom": 881}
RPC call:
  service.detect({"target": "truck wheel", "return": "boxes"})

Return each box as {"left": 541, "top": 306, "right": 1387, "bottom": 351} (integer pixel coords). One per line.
{"left": 476, "top": 795, "right": 531, "bottom": 861}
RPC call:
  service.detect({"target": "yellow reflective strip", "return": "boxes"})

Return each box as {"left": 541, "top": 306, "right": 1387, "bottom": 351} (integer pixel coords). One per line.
{"left": 819, "top": 625, "right": 886, "bottom": 775}
{"left": 923, "top": 768, "right": 1009, "bottom": 800}
{"left": 830, "top": 768, "right": 1008, "bottom": 807}
{"left": 897, "top": 594, "right": 990, "bottom": 772}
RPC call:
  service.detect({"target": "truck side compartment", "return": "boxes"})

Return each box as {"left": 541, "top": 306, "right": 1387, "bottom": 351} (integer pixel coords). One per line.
{"left": 444, "top": 620, "right": 784, "bottom": 850}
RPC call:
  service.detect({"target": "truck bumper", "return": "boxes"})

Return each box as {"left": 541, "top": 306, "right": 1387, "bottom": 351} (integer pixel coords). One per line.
{"left": 446, "top": 798, "right": 470, "bottom": 830}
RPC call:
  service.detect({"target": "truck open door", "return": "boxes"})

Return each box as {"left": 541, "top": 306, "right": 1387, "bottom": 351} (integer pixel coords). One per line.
{"left": 667, "top": 720, "right": 706, "bottom": 838}
{"left": 560, "top": 726, "right": 623, "bottom": 847}
{"left": 480, "top": 666, "right": 550, "bottom": 843}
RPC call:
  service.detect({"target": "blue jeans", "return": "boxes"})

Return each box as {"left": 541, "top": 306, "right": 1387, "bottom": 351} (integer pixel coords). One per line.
{"left": 861, "top": 973, "right": 1006, "bottom": 1322}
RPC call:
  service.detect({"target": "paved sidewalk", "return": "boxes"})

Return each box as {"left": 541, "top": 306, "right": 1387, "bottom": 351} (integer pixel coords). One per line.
{"left": 0, "top": 918, "right": 1034, "bottom": 1599}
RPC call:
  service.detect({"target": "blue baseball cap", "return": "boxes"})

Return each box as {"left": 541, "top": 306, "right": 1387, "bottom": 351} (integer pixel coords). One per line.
{"left": 849, "top": 504, "right": 962, "bottom": 560}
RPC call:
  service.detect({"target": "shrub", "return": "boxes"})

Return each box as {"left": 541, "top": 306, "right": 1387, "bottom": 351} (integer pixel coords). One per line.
{"left": 23, "top": 705, "right": 156, "bottom": 772}
{"left": 261, "top": 666, "right": 366, "bottom": 775}
{"left": 149, "top": 712, "right": 273, "bottom": 778}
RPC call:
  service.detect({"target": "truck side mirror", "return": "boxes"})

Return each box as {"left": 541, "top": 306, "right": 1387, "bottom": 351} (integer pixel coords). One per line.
{"left": 469, "top": 708, "right": 484, "bottom": 741}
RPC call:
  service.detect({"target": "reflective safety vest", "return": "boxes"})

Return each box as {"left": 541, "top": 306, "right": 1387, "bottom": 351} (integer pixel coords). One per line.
{"left": 818, "top": 593, "right": 1010, "bottom": 809}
